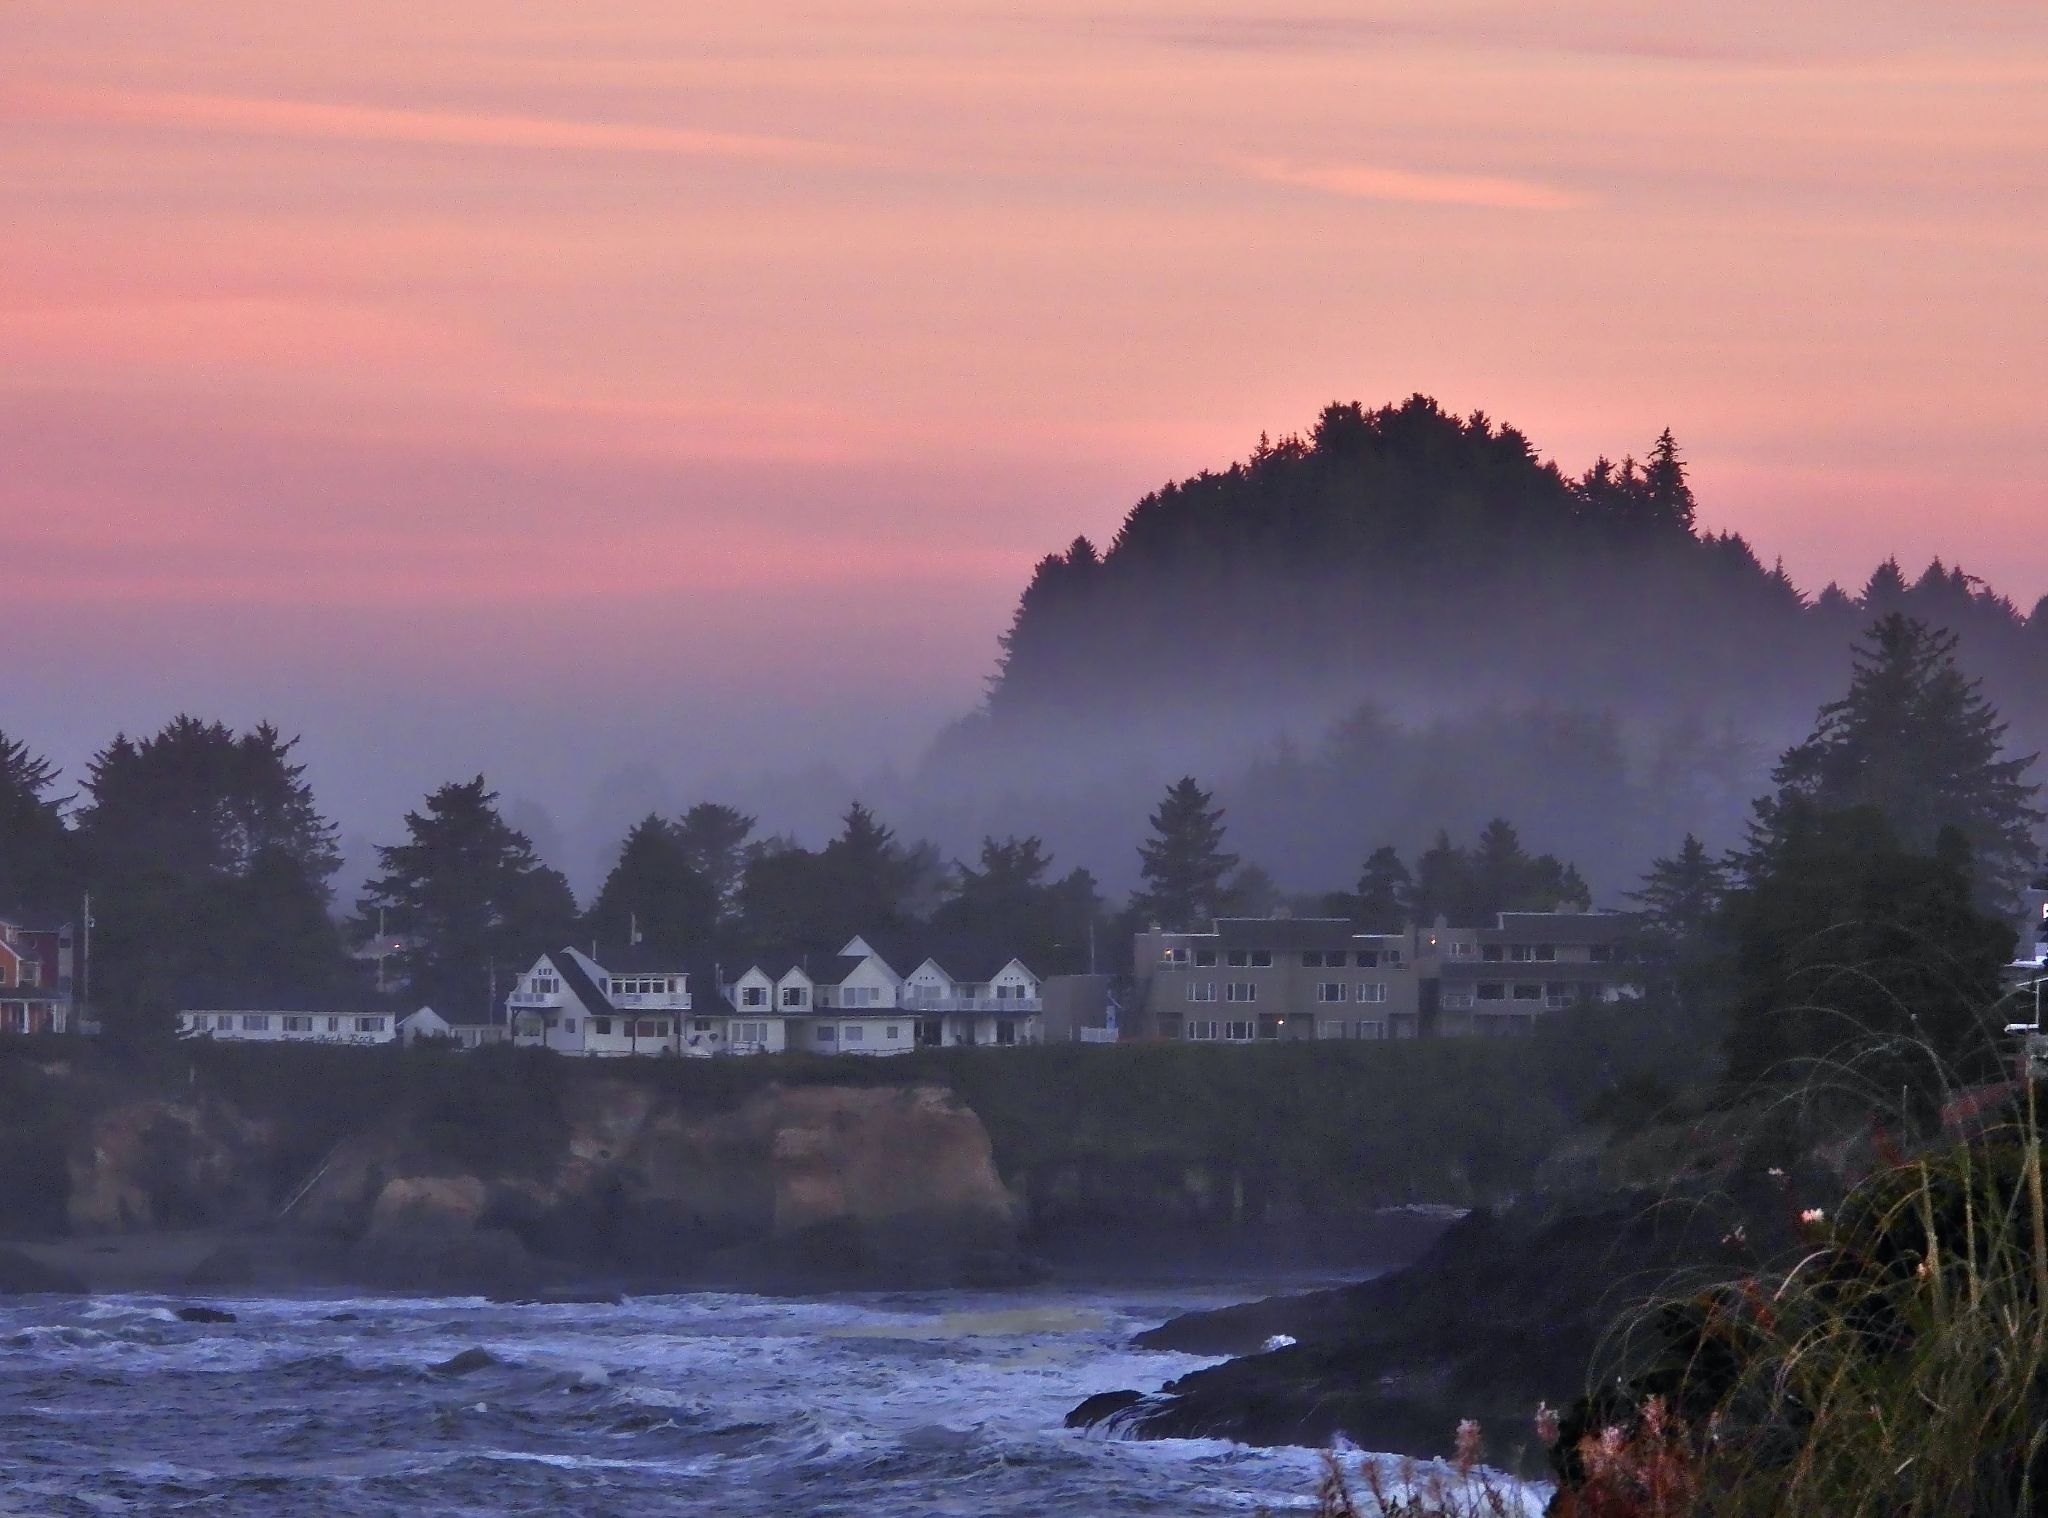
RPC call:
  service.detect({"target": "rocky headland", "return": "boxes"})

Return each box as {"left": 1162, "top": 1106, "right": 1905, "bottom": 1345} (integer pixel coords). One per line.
{"left": 1065, "top": 1110, "right": 1859, "bottom": 1463}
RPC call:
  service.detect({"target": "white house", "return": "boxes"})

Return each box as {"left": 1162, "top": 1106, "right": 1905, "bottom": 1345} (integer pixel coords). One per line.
{"left": 177, "top": 1010, "right": 397, "bottom": 1044}
{"left": 715, "top": 939, "right": 1044, "bottom": 1055}
{"left": 802, "top": 942, "right": 916, "bottom": 1056}
{"left": 505, "top": 946, "right": 690, "bottom": 1056}
{"left": 900, "top": 954, "right": 1044, "bottom": 1047}
{"left": 396, "top": 1006, "right": 452, "bottom": 1044}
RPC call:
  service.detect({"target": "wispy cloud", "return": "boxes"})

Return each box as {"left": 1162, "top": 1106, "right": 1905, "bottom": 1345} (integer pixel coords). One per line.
{"left": 6, "top": 86, "right": 869, "bottom": 166}
{"left": 1231, "top": 153, "right": 1589, "bottom": 211}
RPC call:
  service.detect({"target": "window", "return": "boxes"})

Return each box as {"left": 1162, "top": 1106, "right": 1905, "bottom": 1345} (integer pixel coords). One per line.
{"left": 1162, "top": 947, "right": 1189, "bottom": 965}
{"left": 816, "top": 1025, "right": 836, "bottom": 1042}
{"left": 1441, "top": 991, "right": 1475, "bottom": 1010}
{"left": 1446, "top": 941, "right": 1473, "bottom": 959}
{"left": 1535, "top": 945, "right": 1556, "bottom": 962}
{"left": 886, "top": 1026, "right": 899, "bottom": 1040}
{"left": 1316, "top": 982, "right": 1346, "bottom": 1003}
{"left": 844, "top": 1025, "right": 864, "bottom": 1042}
{"left": 1223, "top": 1021, "right": 1255, "bottom": 1041}
{"left": 1357, "top": 1021, "right": 1386, "bottom": 1039}
{"left": 1357, "top": 983, "right": 1388, "bottom": 1004}
{"left": 1319, "top": 1020, "right": 1349, "bottom": 1039}
{"left": 737, "top": 1022, "right": 766, "bottom": 1044}
{"left": 694, "top": 1018, "right": 712, "bottom": 1032}
{"left": 562, "top": 1018, "right": 576, "bottom": 1034}
{"left": 1513, "top": 984, "right": 1541, "bottom": 1001}
{"left": 1357, "top": 949, "right": 1381, "bottom": 968}
{"left": 1302, "top": 951, "right": 1325, "bottom": 968}
{"left": 742, "top": 986, "right": 767, "bottom": 1007}
{"left": 639, "top": 1020, "right": 665, "bottom": 1038}
{"left": 282, "top": 1016, "right": 311, "bottom": 1033}
{"left": 591, "top": 1017, "right": 611, "bottom": 1036}
{"left": 1477, "top": 983, "right": 1506, "bottom": 1001}
{"left": 1482, "top": 945, "right": 1504, "bottom": 962}
{"left": 357, "top": 1016, "right": 386, "bottom": 1033}
{"left": 781, "top": 986, "right": 807, "bottom": 1007}
{"left": 1188, "top": 982, "right": 1217, "bottom": 1002}
{"left": 242, "top": 1014, "right": 270, "bottom": 1031}
{"left": 1184, "top": 1020, "right": 1218, "bottom": 1041}
{"left": 995, "top": 984, "right": 1012, "bottom": 1000}
{"left": 1225, "top": 982, "right": 1257, "bottom": 1003}
{"left": 1545, "top": 987, "right": 1577, "bottom": 1009}
{"left": 1194, "top": 949, "right": 1217, "bottom": 967}
{"left": 1226, "top": 949, "right": 1249, "bottom": 967}
{"left": 326, "top": 1016, "right": 340, "bottom": 1032}
{"left": 1249, "top": 950, "right": 1273, "bottom": 968}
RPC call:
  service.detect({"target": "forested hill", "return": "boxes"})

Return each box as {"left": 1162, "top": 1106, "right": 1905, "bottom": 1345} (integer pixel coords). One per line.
{"left": 915, "top": 397, "right": 2048, "bottom": 898}
{"left": 986, "top": 396, "right": 2045, "bottom": 720}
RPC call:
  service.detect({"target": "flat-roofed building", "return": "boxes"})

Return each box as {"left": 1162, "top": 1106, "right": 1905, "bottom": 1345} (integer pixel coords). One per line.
{"left": 1135, "top": 911, "right": 1641, "bottom": 1042}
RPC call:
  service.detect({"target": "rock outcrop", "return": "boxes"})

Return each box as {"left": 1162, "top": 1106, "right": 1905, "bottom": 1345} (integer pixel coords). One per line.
{"left": 1067, "top": 1174, "right": 1816, "bottom": 1460}
{"left": 277, "top": 1079, "right": 1027, "bottom": 1291}
{"left": 65, "top": 1096, "right": 273, "bottom": 1234}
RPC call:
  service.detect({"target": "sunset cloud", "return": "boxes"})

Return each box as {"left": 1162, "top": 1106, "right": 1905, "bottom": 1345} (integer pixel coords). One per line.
{"left": 1230, "top": 153, "right": 1590, "bottom": 212}
{"left": 6, "top": 86, "right": 870, "bottom": 166}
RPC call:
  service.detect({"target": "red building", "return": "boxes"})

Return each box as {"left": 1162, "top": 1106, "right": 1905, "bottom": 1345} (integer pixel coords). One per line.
{"left": 0, "top": 918, "right": 76, "bottom": 1034}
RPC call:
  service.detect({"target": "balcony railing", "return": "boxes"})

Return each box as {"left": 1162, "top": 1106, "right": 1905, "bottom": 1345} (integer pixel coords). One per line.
{"left": 902, "top": 994, "right": 1044, "bottom": 1014}
{"left": 614, "top": 992, "right": 691, "bottom": 1010}
{"left": 507, "top": 991, "right": 561, "bottom": 1008}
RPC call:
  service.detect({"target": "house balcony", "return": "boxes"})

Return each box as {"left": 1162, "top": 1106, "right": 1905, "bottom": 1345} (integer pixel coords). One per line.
{"left": 507, "top": 990, "right": 562, "bottom": 1009}
{"left": 904, "top": 994, "right": 1043, "bottom": 1015}
{"left": 613, "top": 991, "right": 691, "bottom": 1010}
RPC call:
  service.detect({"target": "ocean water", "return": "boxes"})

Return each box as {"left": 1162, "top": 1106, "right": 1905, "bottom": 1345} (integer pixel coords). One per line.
{"left": 0, "top": 1280, "right": 1503, "bottom": 1517}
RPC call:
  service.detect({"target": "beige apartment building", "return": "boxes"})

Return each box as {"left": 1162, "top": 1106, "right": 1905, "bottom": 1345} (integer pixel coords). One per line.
{"left": 1133, "top": 911, "right": 1640, "bottom": 1042}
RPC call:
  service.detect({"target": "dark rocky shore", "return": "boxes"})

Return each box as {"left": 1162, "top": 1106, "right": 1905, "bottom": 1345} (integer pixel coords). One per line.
{"left": 1068, "top": 1171, "right": 1816, "bottom": 1461}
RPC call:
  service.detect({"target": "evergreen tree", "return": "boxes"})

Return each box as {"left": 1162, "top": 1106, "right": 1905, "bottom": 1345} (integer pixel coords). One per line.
{"left": 1628, "top": 834, "right": 1727, "bottom": 957}
{"left": 0, "top": 728, "right": 71, "bottom": 916}
{"left": 933, "top": 835, "right": 1103, "bottom": 973}
{"left": 821, "top": 801, "right": 919, "bottom": 928}
{"left": 1221, "top": 863, "right": 1283, "bottom": 918}
{"left": 1133, "top": 777, "right": 1238, "bottom": 929}
{"left": 587, "top": 814, "right": 717, "bottom": 956}
{"left": 358, "top": 776, "right": 579, "bottom": 1022}
{"left": 1641, "top": 428, "right": 1696, "bottom": 535}
{"left": 1752, "top": 614, "right": 2042, "bottom": 905}
{"left": 78, "top": 717, "right": 340, "bottom": 889}
{"left": 73, "top": 718, "right": 347, "bottom": 1037}
{"left": 1720, "top": 804, "right": 2014, "bottom": 1093}
{"left": 734, "top": 841, "right": 837, "bottom": 959}
{"left": 1354, "top": 845, "right": 1412, "bottom": 930}
{"left": 1406, "top": 831, "right": 1471, "bottom": 925}
{"left": 673, "top": 802, "right": 755, "bottom": 921}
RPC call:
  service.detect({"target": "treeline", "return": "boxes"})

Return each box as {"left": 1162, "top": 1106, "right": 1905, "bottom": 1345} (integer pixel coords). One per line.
{"left": 0, "top": 729, "right": 1111, "bottom": 1030}
{"left": 1, "top": 713, "right": 1631, "bottom": 1036}
{"left": 987, "top": 396, "right": 2048, "bottom": 717}
{"left": 918, "top": 396, "right": 2048, "bottom": 900}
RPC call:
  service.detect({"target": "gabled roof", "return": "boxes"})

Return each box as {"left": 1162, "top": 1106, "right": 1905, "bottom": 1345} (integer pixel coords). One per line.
{"left": 684, "top": 961, "right": 734, "bottom": 1014}
{"left": 552, "top": 948, "right": 613, "bottom": 1013}
{"left": 813, "top": 954, "right": 870, "bottom": 988}
{"left": 590, "top": 943, "right": 695, "bottom": 976}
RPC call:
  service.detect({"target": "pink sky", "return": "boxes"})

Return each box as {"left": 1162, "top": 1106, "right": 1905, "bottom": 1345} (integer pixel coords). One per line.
{"left": 3, "top": 1, "right": 2045, "bottom": 852}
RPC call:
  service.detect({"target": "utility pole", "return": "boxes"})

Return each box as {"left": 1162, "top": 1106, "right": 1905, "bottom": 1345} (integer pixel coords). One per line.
{"left": 78, "top": 891, "right": 91, "bottom": 1034}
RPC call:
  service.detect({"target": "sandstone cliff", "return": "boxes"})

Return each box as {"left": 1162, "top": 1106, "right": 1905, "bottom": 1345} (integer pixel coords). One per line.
{"left": 281, "top": 1079, "right": 1026, "bottom": 1291}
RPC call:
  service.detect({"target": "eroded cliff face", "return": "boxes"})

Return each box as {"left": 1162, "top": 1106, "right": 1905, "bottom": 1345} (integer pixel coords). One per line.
{"left": 66, "top": 1095, "right": 274, "bottom": 1234}
{"left": 284, "top": 1080, "right": 1025, "bottom": 1290}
